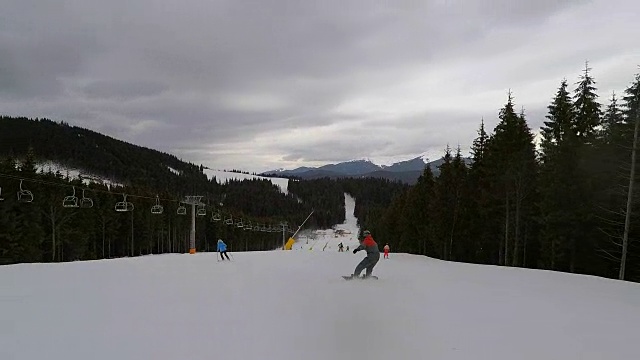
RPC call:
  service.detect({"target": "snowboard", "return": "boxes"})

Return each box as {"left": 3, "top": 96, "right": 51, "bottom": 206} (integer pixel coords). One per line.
{"left": 342, "top": 275, "right": 378, "bottom": 280}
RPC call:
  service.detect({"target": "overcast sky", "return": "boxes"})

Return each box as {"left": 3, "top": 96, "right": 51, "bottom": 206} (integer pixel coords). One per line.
{"left": 1, "top": 0, "right": 639, "bottom": 173}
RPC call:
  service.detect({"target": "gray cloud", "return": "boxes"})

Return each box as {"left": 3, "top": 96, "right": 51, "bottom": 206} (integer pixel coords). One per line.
{"left": 1, "top": 0, "right": 639, "bottom": 172}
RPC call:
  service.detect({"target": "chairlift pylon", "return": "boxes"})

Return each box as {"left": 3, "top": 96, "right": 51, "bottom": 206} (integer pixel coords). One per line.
{"left": 0, "top": 187, "right": 4, "bottom": 201}
{"left": 80, "top": 189, "right": 93, "bottom": 208}
{"left": 17, "top": 180, "right": 34, "bottom": 203}
{"left": 115, "top": 194, "right": 134, "bottom": 212}
{"left": 62, "top": 186, "right": 79, "bottom": 208}
{"left": 151, "top": 195, "right": 164, "bottom": 215}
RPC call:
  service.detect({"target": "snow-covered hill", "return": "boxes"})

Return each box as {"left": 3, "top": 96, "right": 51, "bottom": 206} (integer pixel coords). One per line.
{"left": 2, "top": 193, "right": 639, "bottom": 360}
{"left": 32, "top": 162, "right": 289, "bottom": 195}
{"left": 203, "top": 168, "right": 290, "bottom": 195}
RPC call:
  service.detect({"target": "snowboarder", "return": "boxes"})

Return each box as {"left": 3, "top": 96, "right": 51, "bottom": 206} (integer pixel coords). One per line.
{"left": 349, "top": 230, "right": 380, "bottom": 278}
{"left": 217, "top": 239, "right": 231, "bottom": 260}
{"left": 383, "top": 243, "right": 390, "bottom": 259}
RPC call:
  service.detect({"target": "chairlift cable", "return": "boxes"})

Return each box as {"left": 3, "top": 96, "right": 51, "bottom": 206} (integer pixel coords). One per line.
{"left": 0, "top": 172, "right": 299, "bottom": 230}
{"left": 0, "top": 172, "right": 179, "bottom": 203}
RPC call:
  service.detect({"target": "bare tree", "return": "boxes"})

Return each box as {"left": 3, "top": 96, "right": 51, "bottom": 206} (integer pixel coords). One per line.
{"left": 41, "top": 205, "right": 76, "bottom": 261}
{"left": 620, "top": 112, "right": 639, "bottom": 279}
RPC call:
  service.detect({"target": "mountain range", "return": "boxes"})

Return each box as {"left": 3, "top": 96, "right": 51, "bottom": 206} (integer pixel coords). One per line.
{"left": 262, "top": 156, "right": 472, "bottom": 184}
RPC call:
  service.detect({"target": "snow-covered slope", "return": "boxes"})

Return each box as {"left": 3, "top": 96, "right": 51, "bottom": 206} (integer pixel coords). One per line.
{"left": 2, "top": 193, "right": 640, "bottom": 360}
{"left": 203, "top": 168, "right": 289, "bottom": 194}
{"left": 292, "top": 193, "right": 362, "bottom": 251}
{"left": 33, "top": 162, "right": 288, "bottom": 195}
{"left": 36, "top": 160, "right": 123, "bottom": 188}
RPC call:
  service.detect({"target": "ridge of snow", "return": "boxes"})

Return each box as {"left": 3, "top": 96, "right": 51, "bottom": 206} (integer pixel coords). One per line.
{"left": 203, "top": 169, "right": 289, "bottom": 194}
{"left": 35, "top": 161, "right": 123, "bottom": 189}
{"left": 167, "top": 166, "right": 181, "bottom": 175}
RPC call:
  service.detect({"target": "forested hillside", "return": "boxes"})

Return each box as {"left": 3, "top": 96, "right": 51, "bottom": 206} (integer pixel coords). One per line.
{"left": 0, "top": 118, "right": 347, "bottom": 264}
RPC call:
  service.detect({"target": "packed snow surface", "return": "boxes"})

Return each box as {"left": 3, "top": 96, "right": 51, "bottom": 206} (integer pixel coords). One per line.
{"left": 2, "top": 194, "right": 640, "bottom": 360}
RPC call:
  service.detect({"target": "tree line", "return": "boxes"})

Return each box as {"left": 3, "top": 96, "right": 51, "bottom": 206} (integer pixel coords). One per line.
{"left": 354, "top": 63, "right": 640, "bottom": 282}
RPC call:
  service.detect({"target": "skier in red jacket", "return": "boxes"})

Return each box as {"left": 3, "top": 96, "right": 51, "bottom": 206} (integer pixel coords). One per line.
{"left": 383, "top": 243, "right": 390, "bottom": 259}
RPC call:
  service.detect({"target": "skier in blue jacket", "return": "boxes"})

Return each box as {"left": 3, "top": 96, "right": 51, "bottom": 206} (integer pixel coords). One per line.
{"left": 217, "top": 239, "right": 231, "bottom": 260}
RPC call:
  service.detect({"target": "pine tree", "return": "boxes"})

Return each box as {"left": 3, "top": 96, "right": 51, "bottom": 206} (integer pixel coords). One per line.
{"left": 619, "top": 71, "right": 640, "bottom": 280}
{"left": 622, "top": 71, "right": 640, "bottom": 126}
{"left": 450, "top": 146, "right": 470, "bottom": 261}
{"left": 601, "top": 91, "right": 624, "bottom": 144}
{"left": 590, "top": 91, "right": 627, "bottom": 279}
{"left": 485, "top": 91, "right": 537, "bottom": 266}
{"left": 538, "top": 67, "right": 601, "bottom": 274}
{"left": 433, "top": 146, "right": 454, "bottom": 259}
{"left": 539, "top": 80, "right": 578, "bottom": 270}
{"left": 472, "top": 118, "right": 489, "bottom": 164}
{"left": 572, "top": 63, "right": 602, "bottom": 273}
{"left": 541, "top": 79, "right": 574, "bottom": 157}
{"left": 573, "top": 61, "right": 602, "bottom": 142}
{"left": 468, "top": 119, "right": 497, "bottom": 263}
{"left": 511, "top": 108, "right": 537, "bottom": 267}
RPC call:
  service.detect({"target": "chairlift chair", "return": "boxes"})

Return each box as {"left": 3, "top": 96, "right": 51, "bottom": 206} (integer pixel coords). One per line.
{"left": 177, "top": 203, "right": 187, "bottom": 215}
{"left": 151, "top": 195, "right": 163, "bottom": 215}
{"left": 115, "top": 194, "right": 134, "bottom": 212}
{"left": 196, "top": 203, "right": 206, "bottom": 216}
{"left": 80, "top": 189, "right": 93, "bottom": 208}
{"left": 235, "top": 218, "right": 244, "bottom": 228}
{"left": 224, "top": 214, "right": 233, "bottom": 225}
{"left": 211, "top": 211, "right": 222, "bottom": 222}
{"left": 244, "top": 221, "right": 252, "bottom": 231}
{"left": 17, "top": 180, "right": 34, "bottom": 203}
{"left": 62, "top": 186, "right": 79, "bottom": 208}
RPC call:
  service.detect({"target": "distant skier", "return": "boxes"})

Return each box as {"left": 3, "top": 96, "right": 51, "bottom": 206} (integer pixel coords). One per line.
{"left": 383, "top": 243, "right": 390, "bottom": 259}
{"left": 349, "top": 230, "right": 380, "bottom": 278}
{"left": 338, "top": 242, "right": 344, "bottom": 252}
{"left": 217, "top": 239, "right": 231, "bottom": 260}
